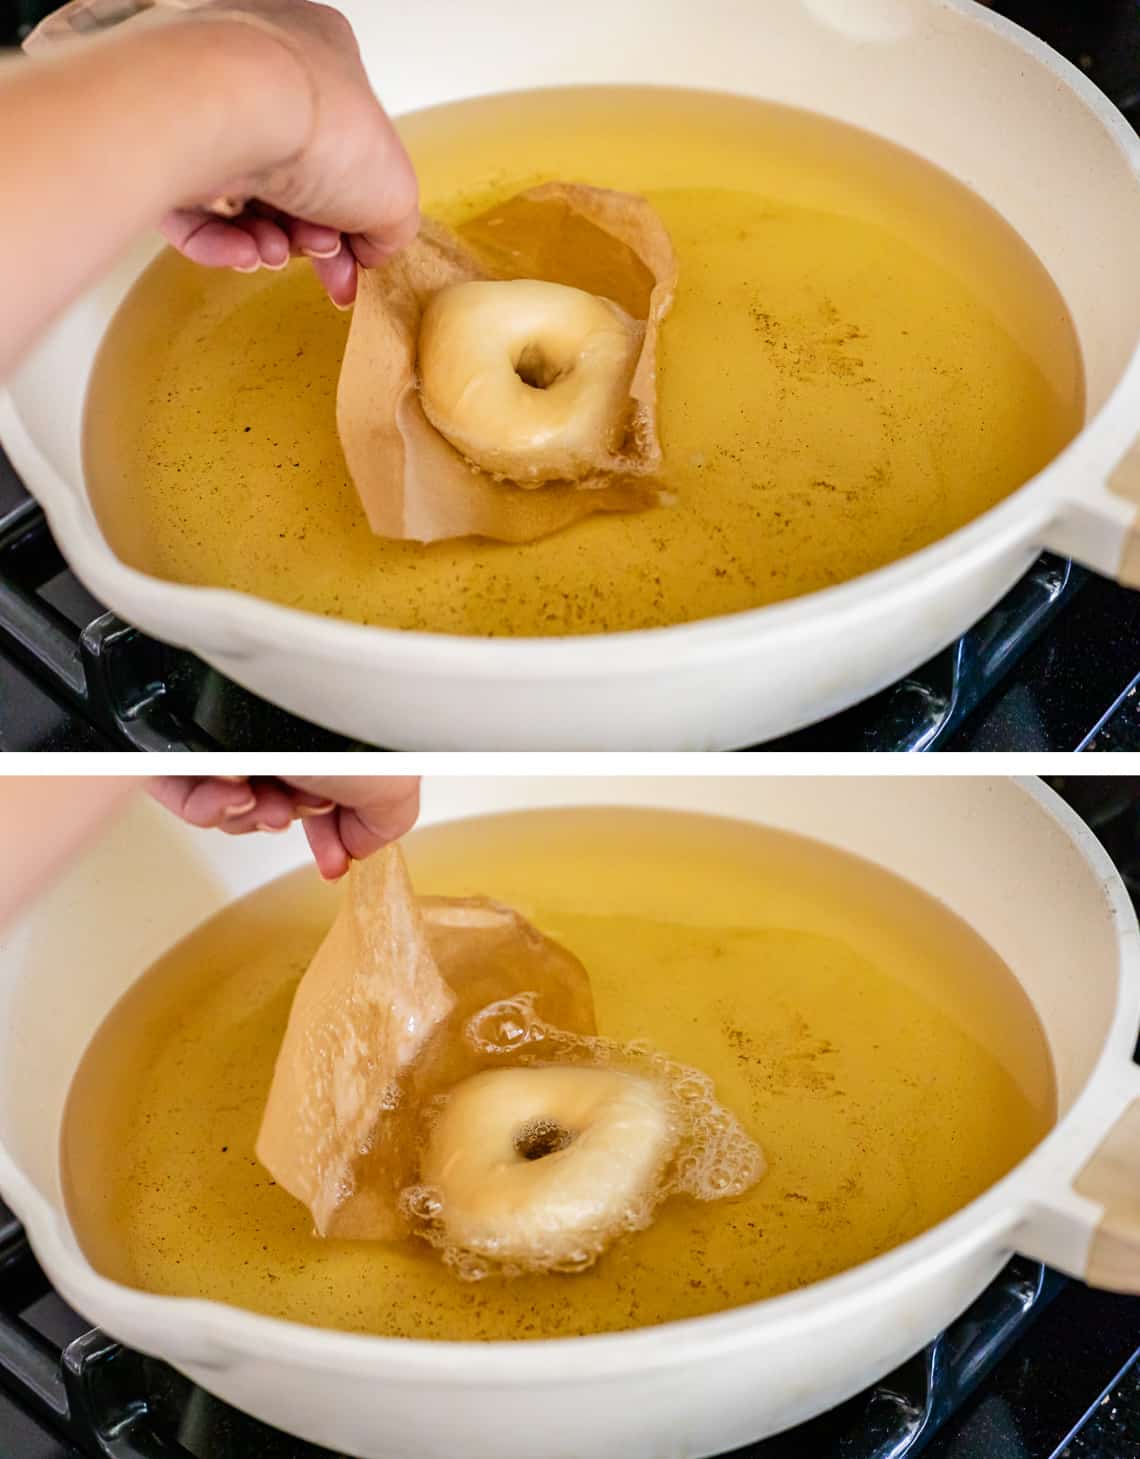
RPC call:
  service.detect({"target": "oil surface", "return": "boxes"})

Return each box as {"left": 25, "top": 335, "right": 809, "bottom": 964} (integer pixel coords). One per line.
{"left": 63, "top": 809, "right": 1056, "bottom": 1341}
{"left": 84, "top": 88, "right": 1084, "bottom": 637}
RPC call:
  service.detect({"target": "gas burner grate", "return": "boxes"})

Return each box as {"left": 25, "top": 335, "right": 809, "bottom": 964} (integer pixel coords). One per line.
{"left": 764, "top": 554, "right": 1085, "bottom": 752}
{"left": 0, "top": 495, "right": 350, "bottom": 752}
{"left": 0, "top": 1199, "right": 1063, "bottom": 1459}
{"left": 0, "top": 493, "right": 1086, "bottom": 753}
{"left": 741, "top": 1261, "right": 1065, "bottom": 1457}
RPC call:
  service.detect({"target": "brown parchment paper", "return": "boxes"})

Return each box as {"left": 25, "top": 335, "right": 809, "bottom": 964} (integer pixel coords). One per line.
{"left": 255, "top": 846, "right": 454, "bottom": 1239}
{"left": 257, "top": 848, "right": 596, "bottom": 1240}
{"left": 336, "top": 183, "right": 679, "bottom": 544}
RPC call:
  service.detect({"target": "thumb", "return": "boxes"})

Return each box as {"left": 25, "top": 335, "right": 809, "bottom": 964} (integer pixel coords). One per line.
{"left": 284, "top": 776, "right": 421, "bottom": 861}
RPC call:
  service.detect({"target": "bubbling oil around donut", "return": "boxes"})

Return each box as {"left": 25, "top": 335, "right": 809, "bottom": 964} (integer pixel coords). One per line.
{"left": 401, "top": 993, "right": 765, "bottom": 1280}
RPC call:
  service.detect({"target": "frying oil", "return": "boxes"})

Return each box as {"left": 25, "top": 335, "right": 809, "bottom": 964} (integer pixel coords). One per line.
{"left": 84, "top": 87, "right": 1083, "bottom": 637}
{"left": 63, "top": 809, "right": 1055, "bottom": 1341}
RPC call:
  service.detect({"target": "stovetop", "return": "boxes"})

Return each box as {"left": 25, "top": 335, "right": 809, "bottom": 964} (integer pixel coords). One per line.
{"left": 2, "top": 2, "right": 1140, "bottom": 752}
{"left": 0, "top": 777, "right": 1137, "bottom": 1459}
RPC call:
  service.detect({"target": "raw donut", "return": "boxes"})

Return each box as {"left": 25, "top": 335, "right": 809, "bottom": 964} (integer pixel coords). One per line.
{"left": 420, "top": 1065, "right": 677, "bottom": 1268}
{"left": 417, "top": 279, "right": 643, "bottom": 484}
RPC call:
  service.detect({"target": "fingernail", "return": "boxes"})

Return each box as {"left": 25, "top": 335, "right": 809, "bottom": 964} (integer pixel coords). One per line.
{"left": 331, "top": 297, "right": 354, "bottom": 312}
{"left": 222, "top": 797, "right": 257, "bottom": 819}
{"left": 303, "top": 240, "right": 342, "bottom": 260}
{"left": 296, "top": 801, "right": 337, "bottom": 818}
{"left": 255, "top": 821, "right": 290, "bottom": 834}
{"left": 233, "top": 261, "right": 260, "bottom": 274}
{"left": 263, "top": 255, "right": 289, "bottom": 272}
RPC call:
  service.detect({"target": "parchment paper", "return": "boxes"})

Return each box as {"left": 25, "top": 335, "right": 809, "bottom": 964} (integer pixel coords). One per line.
{"left": 255, "top": 846, "right": 454, "bottom": 1239}
{"left": 336, "top": 183, "right": 678, "bottom": 544}
{"left": 256, "top": 848, "right": 596, "bottom": 1239}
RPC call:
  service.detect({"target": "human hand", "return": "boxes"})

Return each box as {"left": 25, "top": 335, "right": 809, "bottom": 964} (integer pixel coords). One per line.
{"left": 148, "top": 775, "right": 421, "bottom": 878}
{"left": 26, "top": 0, "right": 419, "bottom": 307}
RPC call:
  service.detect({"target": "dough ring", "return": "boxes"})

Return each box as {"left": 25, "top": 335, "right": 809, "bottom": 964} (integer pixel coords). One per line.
{"left": 419, "top": 1065, "right": 677, "bottom": 1269}
{"left": 418, "top": 279, "right": 644, "bottom": 484}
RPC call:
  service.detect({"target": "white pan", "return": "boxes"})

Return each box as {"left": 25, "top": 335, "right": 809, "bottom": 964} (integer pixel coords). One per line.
{"left": 0, "top": 775, "right": 1138, "bottom": 1458}
{"left": 2, "top": 0, "right": 1140, "bottom": 748}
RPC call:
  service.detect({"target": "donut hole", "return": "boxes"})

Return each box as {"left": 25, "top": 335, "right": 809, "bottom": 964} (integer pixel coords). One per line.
{"left": 514, "top": 344, "right": 565, "bottom": 392}
{"left": 514, "top": 1117, "right": 574, "bottom": 1162}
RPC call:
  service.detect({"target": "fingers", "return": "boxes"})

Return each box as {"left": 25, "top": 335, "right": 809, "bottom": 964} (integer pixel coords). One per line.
{"left": 310, "top": 245, "right": 358, "bottom": 308}
{"left": 147, "top": 0, "right": 420, "bottom": 290}
{"left": 304, "top": 213, "right": 424, "bottom": 310}
{"left": 335, "top": 803, "right": 408, "bottom": 863}
{"left": 284, "top": 776, "right": 421, "bottom": 875}
{"left": 162, "top": 207, "right": 300, "bottom": 272}
{"left": 150, "top": 777, "right": 419, "bottom": 878}
{"left": 291, "top": 789, "right": 338, "bottom": 815}
{"left": 304, "top": 795, "right": 416, "bottom": 882}
{"left": 239, "top": 213, "right": 290, "bottom": 269}
{"left": 287, "top": 217, "right": 343, "bottom": 260}
{"left": 148, "top": 776, "right": 257, "bottom": 828}
{"left": 335, "top": 778, "right": 421, "bottom": 862}
{"left": 281, "top": 90, "right": 420, "bottom": 267}
{"left": 298, "top": 777, "right": 420, "bottom": 882}
{"left": 151, "top": 777, "right": 308, "bottom": 835}
{"left": 160, "top": 211, "right": 260, "bottom": 270}
{"left": 348, "top": 202, "right": 421, "bottom": 271}
{"left": 160, "top": 207, "right": 368, "bottom": 307}
{"left": 303, "top": 813, "right": 351, "bottom": 881}
{"left": 217, "top": 780, "right": 298, "bottom": 836}
{"left": 283, "top": 778, "right": 420, "bottom": 836}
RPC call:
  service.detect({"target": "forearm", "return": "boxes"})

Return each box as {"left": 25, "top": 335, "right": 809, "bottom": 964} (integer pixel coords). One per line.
{"left": 0, "top": 14, "right": 310, "bottom": 378}
{"left": 0, "top": 778, "right": 139, "bottom": 929}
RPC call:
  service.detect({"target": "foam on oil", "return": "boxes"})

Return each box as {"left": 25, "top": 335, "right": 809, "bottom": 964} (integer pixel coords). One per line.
{"left": 63, "top": 808, "right": 1056, "bottom": 1341}
{"left": 403, "top": 990, "right": 766, "bottom": 1280}
{"left": 84, "top": 87, "right": 1083, "bottom": 637}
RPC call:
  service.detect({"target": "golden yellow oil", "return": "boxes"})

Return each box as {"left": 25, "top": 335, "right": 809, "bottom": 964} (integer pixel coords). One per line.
{"left": 63, "top": 808, "right": 1055, "bottom": 1341}
{"left": 84, "top": 87, "right": 1083, "bottom": 637}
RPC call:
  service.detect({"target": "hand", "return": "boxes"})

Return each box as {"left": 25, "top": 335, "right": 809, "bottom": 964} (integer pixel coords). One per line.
{"left": 161, "top": 0, "right": 419, "bottom": 306}
{"left": 27, "top": 0, "right": 420, "bottom": 308}
{"left": 149, "top": 775, "right": 421, "bottom": 878}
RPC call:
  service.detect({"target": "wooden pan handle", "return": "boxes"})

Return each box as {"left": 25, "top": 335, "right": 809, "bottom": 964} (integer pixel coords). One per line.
{"left": 1074, "top": 1095, "right": 1140, "bottom": 1293}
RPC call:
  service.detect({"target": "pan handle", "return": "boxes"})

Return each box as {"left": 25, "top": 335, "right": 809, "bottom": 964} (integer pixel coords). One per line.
{"left": 1073, "top": 1073, "right": 1140, "bottom": 1293}
{"left": 1106, "top": 435, "right": 1140, "bottom": 589}
{"left": 1017, "top": 1066, "right": 1140, "bottom": 1294}
{"left": 1040, "top": 436, "right": 1140, "bottom": 588}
